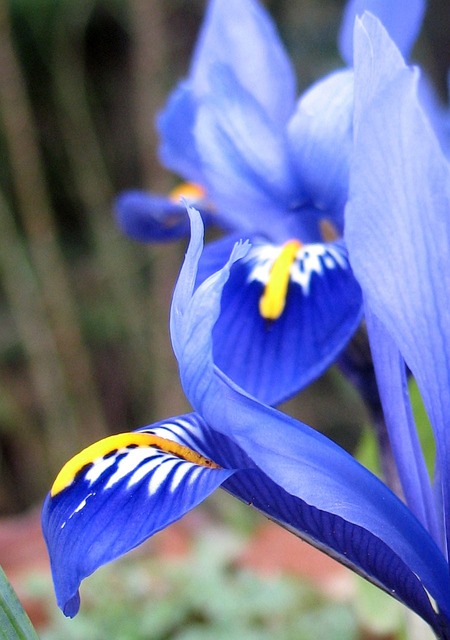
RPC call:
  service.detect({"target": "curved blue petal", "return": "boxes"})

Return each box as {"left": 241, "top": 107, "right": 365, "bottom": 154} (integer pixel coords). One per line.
{"left": 194, "top": 65, "right": 301, "bottom": 241}
{"left": 44, "top": 408, "right": 447, "bottom": 630}
{"left": 287, "top": 69, "right": 354, "bottom": 231}
{"left": 157, "top": 81, "right": 204, "bottom": 184}
{"left": 42, "top": 421, "right": 235, "bottom": 616}
{"left": 115, "top": 189, "right": 218, "bottom": 243}
{"left": 151, "top": 414, "right": 447, "bottom": 633}
{"left": 189, "top": 0, "right": 296, "bottom": 125}
{"left": 157, "top": 0, "right": 296, "bottom": 183}
{"left": 338, "top": 0, "right": 426, "bottom": 65}
{"left": 364, "top": 309, "right": 439, "bottom": 541}
{"left": 169, "top": 207, "right": 450, "bottom": 627}
{"left": 222, "top": 479, "right": 444, "bottom": 633}
{"left": 196, "top": 236, "right": 362, "bottom": 405}
{"left": 346, "top": 15, "right": 450, "bottom": 555}
{"left": 115, "top": 191, "right": 192, "bottom": 242}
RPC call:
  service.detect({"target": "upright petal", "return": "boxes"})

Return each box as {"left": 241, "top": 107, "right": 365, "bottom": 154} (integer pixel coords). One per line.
{"left": 338, "top": 0, "right": 426, "bottom": 65}
{"left": 345, "top": 14, "right": 450, "bottom": 555}
{"left": 157, "top": 0, "right": 296, "bottom": 183}
{"left": 190, "top": 0, "right": 296, "bottom": 125}
{"left": 287, "top": 69, "right": 354, "bottom": 230}
{"left": 194, "top": 65, "right": 300, "bottom": 241}
{"left": 169, "top": 207, "right": 450, "bottom": 629}
{"left": 157, "top": 81, "right": 204, "bottom": 183}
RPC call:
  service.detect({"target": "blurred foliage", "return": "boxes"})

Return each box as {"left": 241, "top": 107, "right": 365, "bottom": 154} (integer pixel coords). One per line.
{"left": 355, "top": 378, "right": 437, "bottom": 482}
{"left": 32, "top": 527, "right": 361, "bottom": 640}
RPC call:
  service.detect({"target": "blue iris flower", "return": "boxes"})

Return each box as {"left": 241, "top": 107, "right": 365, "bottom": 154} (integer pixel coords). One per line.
{"left": 116, "top": 0, "right": 424, "bottom": 406}
{"left": 42, "top": 17, "right": 450, "bottom": 636}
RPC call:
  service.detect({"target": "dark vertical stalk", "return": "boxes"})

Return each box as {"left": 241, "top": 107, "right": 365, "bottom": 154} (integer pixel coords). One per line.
{"left": 0, "top": 0, "right": 108, "bottom": 445}
{"left": 128, "top": 0, "right": 189, "bottom": 420}
{"left": 338, "top": 325, "right": 403, "bottom": 497}
{"left": 0, "top": 189, "right": 79, "bottom": 472}
{"left": 51, "top": 0, "right": 154, "bottom": 419}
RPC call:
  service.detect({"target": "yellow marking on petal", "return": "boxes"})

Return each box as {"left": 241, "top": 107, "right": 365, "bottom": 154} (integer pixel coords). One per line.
{"left": 259, "top": 240, "right": 302, "bottom": 320}
{"left": 51, "top": 432, "right": 220, "bottom": 497}
{"left": 169, "top": 182, "right": 205, "bottom": 203}
{"left": 319, "top": 218, "right": 339, "bottom": 243}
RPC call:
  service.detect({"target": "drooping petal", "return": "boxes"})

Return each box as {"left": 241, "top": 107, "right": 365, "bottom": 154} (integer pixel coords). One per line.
{"left": 189, "top": 0, "right": 296, "bottom": 125}
{"left": 45, "top": 406, "right": 447, "bottom": 629}
{"left": 222, "top": 478, "right": 444, "bottom": 633}
{"left": 42, "top": 421, "right": 235, "bottom": 617}
{"left": 115, "top": 191, "right": 191, "bottom": 242}
{"left": 345, "top": 14, "right": 450, "bottom": 555}
{"left": 115, "top": 188, "right": 215, "bottom": 243}
{"left": 338, "top": 0, "right": 426, "bottom": 65}
{"left": 151, "top": 414, "right": 448, "bottom": 633}
{"left": 287, "top": 69, "right": 354, "bottom": 230}
{"left": 196, "top": 235, "right": 362, "bottom": 405}
{"left": 169, "top": 207, "right": 450, "bottom": 629}
{"left": 194, "top": 65, "right": 301, "bottom": 241}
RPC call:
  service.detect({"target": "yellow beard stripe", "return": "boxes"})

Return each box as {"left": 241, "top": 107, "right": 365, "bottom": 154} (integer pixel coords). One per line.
{"left": 169, "top": 182, "right": 205, "bottom": 203}
{"left": 51, "top": 432, "right": 220, "bottom": 497}
{"left": 259, "top": 240, "right": 302, "bottom": 320}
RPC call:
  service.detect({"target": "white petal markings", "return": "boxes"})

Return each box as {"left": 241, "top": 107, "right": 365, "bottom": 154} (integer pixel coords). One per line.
{"left": 50, "top": 425, "right": 224, "bottom": 530}
{"left": 105, "top": 448, "right": 157, "bottom": 489}
{"left": 246, "top": 242, "right": 350, "bottom": 296}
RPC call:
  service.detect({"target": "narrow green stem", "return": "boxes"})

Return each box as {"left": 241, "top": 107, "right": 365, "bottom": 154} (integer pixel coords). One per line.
{"left": 0, "top": 566, "right": 39, "bottom": 640}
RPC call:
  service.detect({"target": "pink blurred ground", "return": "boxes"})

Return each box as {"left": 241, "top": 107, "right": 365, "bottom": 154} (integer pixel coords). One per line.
{"left": 0, "top": 507, "right": 353, "bottom": 631}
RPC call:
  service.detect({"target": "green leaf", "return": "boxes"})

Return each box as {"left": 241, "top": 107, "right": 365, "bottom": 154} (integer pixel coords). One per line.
{"left": 0, "top": 567, "right": 39, "bottom": 640}
{"left": 408, "top": 378, "right": 435, "bottom": 474}
{"left": 353, "top": 574, "right": 406, "bottom": 637}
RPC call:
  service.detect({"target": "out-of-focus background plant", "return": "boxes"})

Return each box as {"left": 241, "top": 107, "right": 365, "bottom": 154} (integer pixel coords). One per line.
{"left": 0, "top": 0, "right": 448, "bottom": 637}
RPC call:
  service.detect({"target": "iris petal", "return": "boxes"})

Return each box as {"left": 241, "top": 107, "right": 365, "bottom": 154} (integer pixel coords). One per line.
{"left": 115, "top": 189, "right": 216, "bottom": 243}
{"left": 42, "top": 420, "right": 234, "bottom": 617}
{"left": 190, "top": 0, "right": 296, "bottom": 125}
{"left": 115, "top": 191, "right": 191, "bottom": 242}
{"left": 194, "top": 66, "right": 300, "bottom": 241}
{"left": 44, "top": 406, "right": 450, "bottom": 631}
{"left": 170, "top": 207, "right": 450, "bottom": 627}
{"left": 365, "top": 309, "right": 439, "bottom": 542}
{"left": 287, "top": 69, "right": 354, "bottom": 230}
{"left": 223, "top": 474, "right": 444, "bottom": 631}
{"left": 157, "top": 81, "right": 204, "bottom": 184}
{"left": 156, "top": 414, "right": 447, "bottom": 632}
{"left": 338, "top": 0, "right": 426, "bottom": 65}
{"left": 197, "top": 237, "right": 362, "bottom": 405}
{"left": 157, "top": 0, "right": 296, "bottom": 184}
{"left": 346, "top": 14, "right": 450, "bottom": 555}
